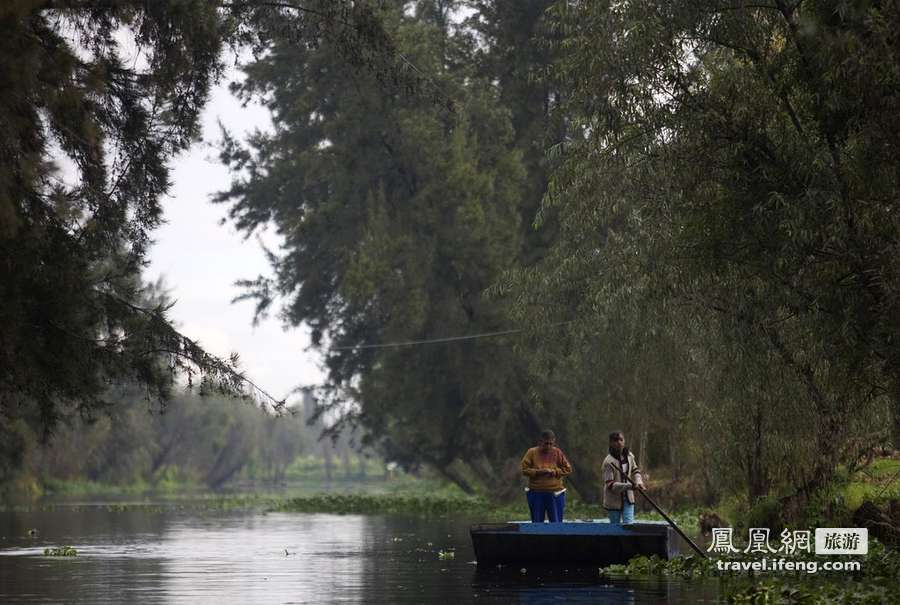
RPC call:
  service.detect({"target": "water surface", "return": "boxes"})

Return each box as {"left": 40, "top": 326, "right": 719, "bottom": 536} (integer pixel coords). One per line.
{"left": 0, "top": 506, "right": 721, "bottom": 603}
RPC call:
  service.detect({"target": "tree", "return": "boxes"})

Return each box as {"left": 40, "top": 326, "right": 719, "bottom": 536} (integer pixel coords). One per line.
{"left": 0, "top": 1, "right": 409, "bottom": 487}
{"left": 504, "top": 0, "right": 899, "bottom": 509}
{"left": 217, "top": 0, "right": 564, "bottom": 495}
{"left": 0, "top": 2, "right": 247, "bottom": 445}
{"left": 466, "top": 0, "right": 562, "bottom": 264}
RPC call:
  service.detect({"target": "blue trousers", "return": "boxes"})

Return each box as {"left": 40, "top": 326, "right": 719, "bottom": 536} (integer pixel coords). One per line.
{"left": 526, "top": 490, "right": 565, "bottom": 522}
{"left": 607, "top": 502, "right": 635, "bottom": 524}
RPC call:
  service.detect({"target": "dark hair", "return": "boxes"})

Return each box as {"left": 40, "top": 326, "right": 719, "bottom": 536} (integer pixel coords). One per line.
{"left": 609, "top": 430, "right": 625, "bottom": 441}
{"left": 540, "top": 430, "right": 556, "bottom": 442}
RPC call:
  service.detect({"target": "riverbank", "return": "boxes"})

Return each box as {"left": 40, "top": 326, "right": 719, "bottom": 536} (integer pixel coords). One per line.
{"left": 8, "top": 455, "right": 898, "bottom": 530}
{"left": 3, "top": 483, "right": 701, "bottom": 531}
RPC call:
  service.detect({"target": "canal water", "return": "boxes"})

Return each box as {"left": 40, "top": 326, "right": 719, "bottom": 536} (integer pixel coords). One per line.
{"left": 0, "top": 506, "right": 721, "bottom": 603}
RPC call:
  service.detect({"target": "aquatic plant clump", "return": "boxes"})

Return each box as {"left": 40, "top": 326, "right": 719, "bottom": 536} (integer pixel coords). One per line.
{"left": 724, "top": 580, "right": 892, "bottom": 604}
{"left": 272, "top": 493, "right": 488, "bottom": 516}
{"left": 602, "top": 542, "right": 900, "bottom": 603}
{"left": 602, "top": 554, "right": 716, "bottom": 578}
{"left": 43, "top": 546, "right": 77, "bottom": 557}
{"left": 271, "top": 492, "right": 620, "bottom": 521}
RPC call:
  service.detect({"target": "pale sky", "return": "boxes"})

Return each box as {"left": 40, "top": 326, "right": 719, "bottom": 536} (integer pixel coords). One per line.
{"left": 146, "top": 73, "right": 325, "bottom": 404}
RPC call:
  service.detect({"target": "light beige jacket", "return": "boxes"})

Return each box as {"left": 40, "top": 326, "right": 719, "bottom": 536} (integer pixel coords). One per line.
{"left": 602, "top": 451, "right": 643, "bottom": 510}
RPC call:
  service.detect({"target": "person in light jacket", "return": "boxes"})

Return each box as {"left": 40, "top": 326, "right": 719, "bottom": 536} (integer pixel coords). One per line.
{"left": 602, "top": 430, "right": 644, "bottom": 524}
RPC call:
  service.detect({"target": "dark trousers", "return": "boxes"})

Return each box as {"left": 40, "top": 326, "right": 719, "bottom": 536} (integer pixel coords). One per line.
{"left": 526, "top": 490, "right": 565, "bottom": 522}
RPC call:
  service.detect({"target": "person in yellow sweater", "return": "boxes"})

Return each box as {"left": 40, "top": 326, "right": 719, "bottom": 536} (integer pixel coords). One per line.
{"left": 520, "top": 430, "right": 573, "bottom": 522}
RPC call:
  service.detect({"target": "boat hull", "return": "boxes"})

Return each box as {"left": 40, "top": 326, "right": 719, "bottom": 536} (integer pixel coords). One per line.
{"left": 470, "top": 521, "right": 680, "bottom": 566}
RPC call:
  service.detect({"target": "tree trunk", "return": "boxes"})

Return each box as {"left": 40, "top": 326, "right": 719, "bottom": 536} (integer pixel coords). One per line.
{"left": 639, "top": 429, "right": 648, "bottom": 469}
{"left": 150, "top": 424, "right": 184, "bottom": 476}
{"left": 205, "top": 426, "right": 249, "bottom": 489}
{"left": 567, "top": 463, "right": 601, "bottom": 504}
{"left": 322, "top": 442, "right": 333, "bottom": 482}
{"left": 358, "top": 453, "right": 367, "bottom": 479}
{"left": 747, "top": 400, "right": 768, "bottom": 501}
{"left": 892, "top": 381, "right": 900, "bottom": 451}
{"left": 433, "top": 461, "right": 475, "bottom": 494}
{"left": 668, "top": 432, "right": 678, "bottom": 480}
{"left": 341, "top": 446, "right": 351, "bottom": 479}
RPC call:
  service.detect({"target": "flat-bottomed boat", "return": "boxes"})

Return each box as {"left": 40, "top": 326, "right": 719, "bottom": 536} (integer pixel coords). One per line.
{"left": 470, "top": 520, "right": 680, "bottom": 566}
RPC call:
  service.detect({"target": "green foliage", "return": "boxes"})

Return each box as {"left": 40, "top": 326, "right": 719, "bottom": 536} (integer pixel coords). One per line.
{"left": 602, "top": 554, "right": 717, "bottom": 578}
{"left": 43, "top": 546, "right": 77, "bottom": 557}
{"left": 801, "top": 481, "right": 854, "bottom": 530}
{"left": 0, "top": 1, "right": 319, "bottom": 486}
{"left": 271, "top": 490, "right": 616, "bottom": 520}
{"left": 283, "top": 454, "right": 384, "bottom": 484}
{"left": 0, "top": 0, "right": 418, "bottom": 493}
{"left": 843, "top": 458, "right": 900, "bottom": 509}
{"left": 272, "top": 493, "right": 489, "bottom": 516}
{"left": 7, "top": 0, "right": 897, "bottom": 528}
{"left": 602, "top": 542, "right": 900, "bottom": 604}
{"left": 798, "top": 458, "right": 900, "bottom": 528}
{"left": 724, "top": 580, "right": 893, "bottom": 604}
{"left": 500, "top": 0, "right": 900, "bottom": 515}
{"left": 744, "top": 496, "right": 786, "bottom": 533}
{"left": 643, "top": 508, "right": 703, "bottom": 532}
{"left": 861, "top": 540, "right": 900, "bottom": 579}
{"left": 0, "top": 1, "right": 235, "bottom": 435}
{"left": 6, "top": 390, "right": 318, "bottom": 496}
{"left": 215, "top": 0, "right": 573, "bottom": 497}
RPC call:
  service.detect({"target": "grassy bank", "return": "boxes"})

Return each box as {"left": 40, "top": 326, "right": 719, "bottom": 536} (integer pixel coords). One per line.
{"left": 4, "top": 484, "right": 704, "bottom": 529}
{"left": 806, "top": 457, "right": 900, "bottom": 528}
{"left": 10, "top": 470, "right": 706, "bottom": 528}
{"left": 270, "top": 492, "right": 609, "bottom": 520}
{"left": 7, "top": 460, "right": 434, "bottom": 504}
{"left": 2, "top": 475, "right": 457, "bottom": 513}
{"left": 670, "top": 456, "right": 900, "bottom": 536}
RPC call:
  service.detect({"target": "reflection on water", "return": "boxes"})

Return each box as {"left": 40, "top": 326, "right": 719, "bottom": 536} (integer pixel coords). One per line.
{"left": 473, "top": 565, "right": 725, "bottom": 604}
{"left": 0, "top": 507, "right": 721, "bottom": 603}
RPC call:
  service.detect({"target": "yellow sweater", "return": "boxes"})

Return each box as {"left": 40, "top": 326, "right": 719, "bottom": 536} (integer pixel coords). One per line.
{"left": 521, "top": 446, "right": 573, "bottom": 492}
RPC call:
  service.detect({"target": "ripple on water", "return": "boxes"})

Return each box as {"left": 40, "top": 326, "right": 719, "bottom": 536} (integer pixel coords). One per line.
{"left": 0, "top": 508, "right": 721, "bottom": 604}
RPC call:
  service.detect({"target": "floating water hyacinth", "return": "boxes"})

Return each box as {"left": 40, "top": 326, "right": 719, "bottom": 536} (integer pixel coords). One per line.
{"left": 44, "top": 546, "right": 77, "bottom": 557}
{"left": 437, "top": 549, "right": 455, "bottom": 560}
